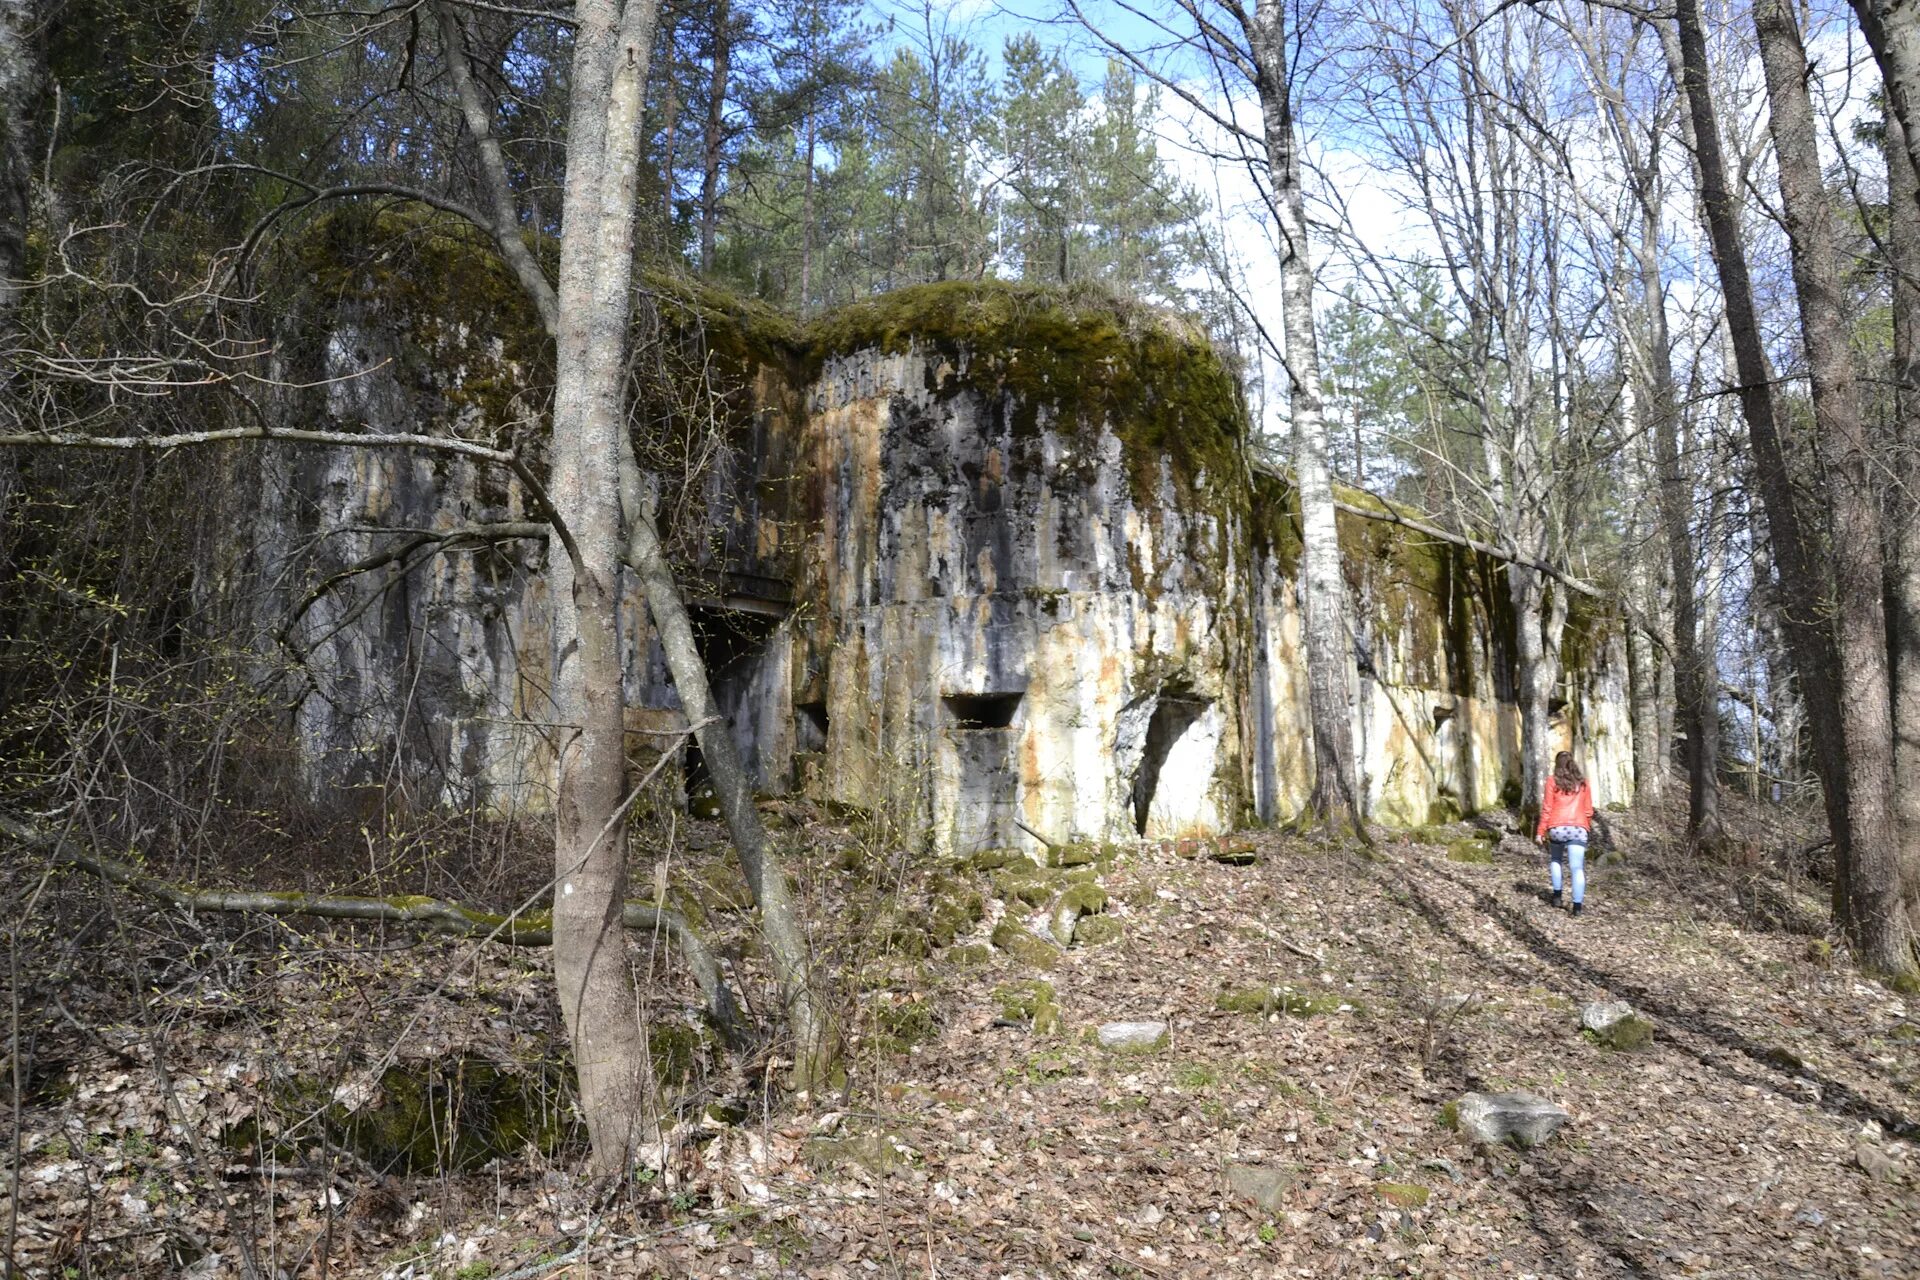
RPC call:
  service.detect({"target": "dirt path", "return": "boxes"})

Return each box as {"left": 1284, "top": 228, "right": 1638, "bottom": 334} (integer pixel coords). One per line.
{"left": 767, "top": 828, "right": 1918, "bottom": 1279}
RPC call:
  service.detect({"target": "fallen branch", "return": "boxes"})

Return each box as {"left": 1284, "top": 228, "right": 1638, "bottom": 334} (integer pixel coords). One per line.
{"left": 0, "top": 817, "right": 755, "bottom": 1050}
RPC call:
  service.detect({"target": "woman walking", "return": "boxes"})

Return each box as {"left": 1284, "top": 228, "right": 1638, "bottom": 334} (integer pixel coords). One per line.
{"left": 1536, "top": 751, "right": 1594, "bottom": 916}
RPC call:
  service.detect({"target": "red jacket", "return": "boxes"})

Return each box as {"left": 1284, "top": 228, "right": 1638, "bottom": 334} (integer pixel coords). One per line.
{"left": 1537, "top": 781, "right": 1594, "bottom": 840}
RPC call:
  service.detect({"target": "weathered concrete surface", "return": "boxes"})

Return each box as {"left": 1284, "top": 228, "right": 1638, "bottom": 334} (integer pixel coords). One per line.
{"left": 249, "top": 241, "right": 1633, "bottom": 843}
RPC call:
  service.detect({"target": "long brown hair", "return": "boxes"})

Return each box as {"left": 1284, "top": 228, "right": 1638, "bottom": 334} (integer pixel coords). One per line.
{"left": 1552, "top": 750, "right": 1585, "bottom": 794}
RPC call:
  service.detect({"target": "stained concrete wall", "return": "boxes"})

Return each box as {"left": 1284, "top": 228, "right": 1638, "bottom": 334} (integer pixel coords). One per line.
{"left": 250, "top": 234, "right": 1632, "bottom": 845}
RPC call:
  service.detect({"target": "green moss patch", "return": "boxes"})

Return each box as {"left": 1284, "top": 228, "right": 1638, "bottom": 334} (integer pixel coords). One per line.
{"left": 994, "top": 980, "right": 1062, "bottom": 1034}
{"left": 1214, "top": 985, "right": 1347, "bottom": 1017}
{"left": 991, "top": 920, "right": 1061, "bottom": 970}
{"left": 226, "top": 1057, "right": 582, "bottom": 1176}
{"left": 1377, "top": 1182, "right": 1431, "bottom": 1208}
{"left": 807, "top": 281, "right": 1246, "bottom": 510}
{"left": 1446, "top": 839, "right": 1495, "bottom": 865}
{"left": 1074, "top": 916, "right": 1125, "bottom": 947}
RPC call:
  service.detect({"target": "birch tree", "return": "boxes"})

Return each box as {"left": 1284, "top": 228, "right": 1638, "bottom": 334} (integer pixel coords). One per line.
{"left": 1066, "top": 0, "right": 1365, "bottom": 832}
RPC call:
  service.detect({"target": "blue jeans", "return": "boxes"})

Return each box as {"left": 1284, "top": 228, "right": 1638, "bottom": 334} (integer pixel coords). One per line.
{"left": 1546, "top": 826, "right": 1587, "bottom": 904}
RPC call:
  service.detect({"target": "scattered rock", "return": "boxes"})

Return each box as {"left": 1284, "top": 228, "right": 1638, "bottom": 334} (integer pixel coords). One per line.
{"left": 1225, "top": 1163, "right": 1290, "bottom": 1213}
{"left": 1787, "top": 1078, "right": 1822, "bottom": 1104}
{"left": 990, "top": 920, "right": 1060, "bottom": 969}
{"left": 1763, "top": 1046, "right": 1807, "bottom": 1073}
{"left": 1073, "top": 915, "right": 1124, "bottom": 947}
{"left": 1096, "top": 1021, "right": 1170, "bottom": 1053}
{"left": 1452, "top": 1091, "right": 1571, "bottom": 1149}
{"left": 991, "top": 868, "right": 1055, "bottom": 906}
{"left": 1377, "top": 1182, "right": 1430, "bottom": 1208}
{"left": 1790, "top": 1205, "right": 1826, "bottom": 1229}
{"left": 1210, "top": 836, "right": 1259, "bottom": 865}
{"left": 1049, "top": 881, "right": 1109, "bottom": 946}
{"left": 1445, "top": 839, "right": 1495, "bottom": 864}
{"left": 1854, "top": 1141, "right": 1907, "bottom": 1184}
{"left": 1049, "top": 841, "right": 1099, "bottom": 869}
{"left": 966, "top": 848, "right": 1018, "bottom": 872}
{"left": 947, "top": 943, "right": 991, "bottom": 967}
{"left": 1580, "top": 1001, "right": 1654, "bottom": 1051}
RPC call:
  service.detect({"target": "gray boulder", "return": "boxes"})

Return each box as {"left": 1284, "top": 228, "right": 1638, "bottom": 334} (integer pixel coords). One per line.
{"left": 1096, "top": 1020, "right": 1170, "bottom": 1053}
{"left": 1453, "top": 1091, "right": 1570, "bottom": 1149}
{"left": 1580, "top": 1001, "right": 1654, "bottom": 1051}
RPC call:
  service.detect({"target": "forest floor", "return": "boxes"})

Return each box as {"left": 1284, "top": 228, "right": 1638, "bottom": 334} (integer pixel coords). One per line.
{"left": 4, "top": 795, "right": 1918, "bottom": 1279}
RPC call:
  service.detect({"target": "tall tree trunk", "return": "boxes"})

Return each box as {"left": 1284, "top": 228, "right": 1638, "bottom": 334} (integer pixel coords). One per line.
{"left": 548, "top": 0, "right": 665, "bottom": 1176}
{"left": 698, "top": 0, "right": 731, "bottom": 275}
{"left": 1635, "top": 201, "right": 1721, "bottom": 843}
{"left": 800, "top": 112, "right": 816, "bottom": 310}
{"left": 1887, "top": 108, "right": 1920, "bottom": 944}
{"left": 1754, "top": 0, "right": 1915, "bottom": 972}
{"left": 617, "top": 456, "right": 829, "bottom": 1086}
{"left": 1669, "top": 0, "right": 1853, "bottom": 915}
{"left": 1620, "top": 377, "right": 1668, "bottom": 807}
{"left": 1849, "top": 0, "right": 1920, "bottom": 219}
{"left": 0, "top": 0, "right": 39, "bottom": 332}
{"left": 1246, "top": 0, "right": 1363, "bottom": 834}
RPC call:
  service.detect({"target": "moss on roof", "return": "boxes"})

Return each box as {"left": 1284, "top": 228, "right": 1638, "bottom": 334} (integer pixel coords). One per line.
{"left": 804, "top": 280, "right": 1247, "bottom": 509}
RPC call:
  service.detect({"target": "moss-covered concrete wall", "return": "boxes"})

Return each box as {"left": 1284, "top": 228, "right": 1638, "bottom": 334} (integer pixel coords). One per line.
{"left": 253, "top": 219, "right": 1632, "bottom": 840}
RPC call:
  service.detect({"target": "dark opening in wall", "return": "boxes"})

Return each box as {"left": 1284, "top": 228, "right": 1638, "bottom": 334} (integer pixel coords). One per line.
{"left": 795, "top": 700, "right": 829, "bottom": 753}
{"left": 1548, "top": 695, "right": 1569, "bottom": 718}
{"left": 944, "top": 691, "right": 1023, "bottom": 730}
{"left": 686, "top": 604, "right": 781, "bottom": 805}
{"left": 1132, "top": 695, "right": 1208, "bottom": 835}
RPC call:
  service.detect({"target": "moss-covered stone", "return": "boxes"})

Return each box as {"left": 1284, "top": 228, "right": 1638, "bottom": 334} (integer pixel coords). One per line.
{"left": 1074, "top": 916, "right": 1125, "bottom": 947}
{"left": 1049, "top": 841, "right": 1100, "bottom": 869}
{"left": 992, "top": 867, "right": 1057, "bottom": 906}
{"left": 1584, "top": 1016, "right": 1654, "bottom": 1052}
{"left": 1446, "top": 839, "right": 1495, "bottom": 865}
{"left": 966, "top": 848, "right": 1019, "bottom": 872}
{"left": 947, "top": 943, "right": 993, "bottom": 967}
{"left": 1377, "top": 1182, "right": 1431, "bottom": 1208}
{"left": 993, "top": 980, "right": 1062, "bottom": 1034}
{"left": 1049, "top": 880, "right": 1109, "bottom": 947}
{"left": 991, "top": 920, "right": 1060, "bottom": 969}
{"left": 232, "top": 1057, "right": 584, "bottom": 1175}
{"left": 928, "top": 889, "right": 986, "bottom": 947}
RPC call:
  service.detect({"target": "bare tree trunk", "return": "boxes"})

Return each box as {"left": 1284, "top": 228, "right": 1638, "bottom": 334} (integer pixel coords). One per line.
{"left": 1620, "top": 378, "right": 1667, "bottom": 806}
{"left": 1669, "top": 0, "right": 1853, "bottom": 914}
{"left": 698, "top": 0, "right": 731, "bottom": 275}
{"left": 1887, "top": 107, "right": 1920, "bottom": 945}
{"left": 1754, "top": 0, "right": 1915, "bottom": 973}
{"left": 1246, "top": 0, "right": 1363, "bottom": 834}
{"left": 617, "top": 453, "right": 829, "bottom": 1087}
{"left": 0, "top": 0, "right": 39, "bottom": 331}
{"left": 800, "top": 111, "right": 816, "bottom": 310}
{"left": 548, "top": 0, "right": 666, "bottom": 1176}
